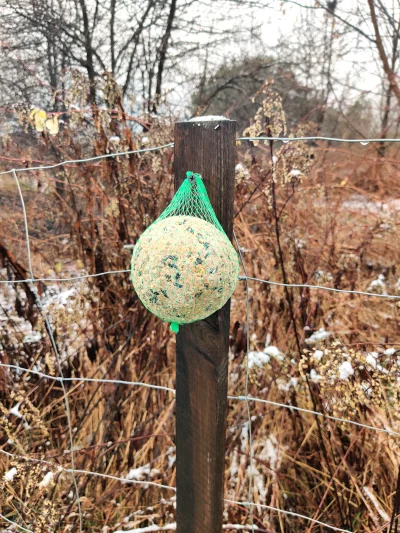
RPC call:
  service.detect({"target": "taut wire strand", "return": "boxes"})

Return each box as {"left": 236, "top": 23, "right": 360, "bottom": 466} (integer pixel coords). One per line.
{"left": 0, "top": 143, "right": 174, "bottom": 176}
{"left": 11, "top": 169, "right": 83, "bottom": 532}
{"left": 233, "top": 229, "right": 255, "bottom": 532}
{"left": 0, "top": 363, "right": 398, "bottom": 436}
{"left": 224, "top": 499, "right": 352, "bottom": 533}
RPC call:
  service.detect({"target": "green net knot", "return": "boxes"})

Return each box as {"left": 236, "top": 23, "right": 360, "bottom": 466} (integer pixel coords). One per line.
{"left": 156, "top": 171, "right": 224, "bottom": 234}
{"left": 186, "top": 170, "right": 201, "bottom": 182}
{"left": 170, "top": 322, "right": 180, "bottom": 333}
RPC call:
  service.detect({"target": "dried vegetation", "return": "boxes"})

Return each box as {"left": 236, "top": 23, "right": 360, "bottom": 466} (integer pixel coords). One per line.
{"left": 0, "top": 78, "right": 399, "bottom": 532}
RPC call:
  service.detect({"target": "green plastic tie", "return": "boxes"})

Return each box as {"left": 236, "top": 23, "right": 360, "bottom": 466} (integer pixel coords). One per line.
{"left": 154, "top": 171, "right": 224, "bottom": 234}
{"left": 170, "top": 322, "right": 180, "bottom": 333}
{"left": 186, "top": 170, "right": 201, "bottom": 182}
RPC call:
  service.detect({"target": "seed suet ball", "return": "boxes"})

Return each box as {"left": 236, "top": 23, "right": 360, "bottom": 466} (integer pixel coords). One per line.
{"left": 131, "top": 215, "right": 239, "bottom": 325}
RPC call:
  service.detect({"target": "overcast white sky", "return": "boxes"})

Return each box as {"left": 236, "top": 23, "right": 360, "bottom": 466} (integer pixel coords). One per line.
{"left": 168, "top": 0, "right": 396, "bottom": 118}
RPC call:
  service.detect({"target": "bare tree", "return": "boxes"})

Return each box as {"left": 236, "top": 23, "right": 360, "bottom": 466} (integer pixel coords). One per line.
{"left": 0, "top": 0, "right": 256, "bottom": 113}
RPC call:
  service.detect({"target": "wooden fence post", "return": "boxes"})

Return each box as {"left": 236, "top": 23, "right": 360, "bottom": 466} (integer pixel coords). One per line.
{"left": 174, "top": 117, "right": 237, "bottom": 533}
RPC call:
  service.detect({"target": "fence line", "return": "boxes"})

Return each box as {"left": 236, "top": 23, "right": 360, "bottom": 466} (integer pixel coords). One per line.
{"left": 224, "top": 499, "right": 352, "bottom": 533}
{"left": 0, "top": 362, "right": 397, "bottom": 438}
{"left": 233, "top": 229, "right": 254, "bottom": 529}
{"left": 0, "top": 134, "right": 399, "bottom": 177}
{"left": 228, "top": 396, "right": 400, "bottom": 438}
{"left": 0, "top": 143, "right": 175, "bottom": 176}
{"left": 0, "top": 513, "right": 33, "bottom": 533}
{"left": 1, "top": 271, "right": 399, "bottom": 300}
{"left": 237, "top": 136, "right": 400, "bottom": 144}
{"left": 1, "top": 138, "right": 397, "bottom": 532}
{"left": 0, "top": 448, "right": 175, "bottom": 492}
{"left": 242, "top": 276, "right": 400, "bottom": 300}
{"left": 11, "top": 169, "right": 84, "bottom": 531}
{"left": 0, "top": 269, "right": 131, "bottom": 283}
{"left": 0, "top": 444, "right": 355, "bottom": 533}
{"left": 0, "top": 363, "right": 175, "bottom": 393}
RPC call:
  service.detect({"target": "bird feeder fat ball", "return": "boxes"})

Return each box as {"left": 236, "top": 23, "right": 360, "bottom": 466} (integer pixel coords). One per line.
{"left": 130, "top": 172, "right": 239, "bottom": 332}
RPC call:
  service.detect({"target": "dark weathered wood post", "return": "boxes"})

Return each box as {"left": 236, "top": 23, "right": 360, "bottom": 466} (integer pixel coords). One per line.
{"left": 174, "top": 117, "right": 236, "bottom": 533}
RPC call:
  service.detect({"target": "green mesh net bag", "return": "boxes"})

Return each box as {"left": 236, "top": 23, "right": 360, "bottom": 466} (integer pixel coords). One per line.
{"left": 131, "top": 171, "right": 239, "bottom": 332}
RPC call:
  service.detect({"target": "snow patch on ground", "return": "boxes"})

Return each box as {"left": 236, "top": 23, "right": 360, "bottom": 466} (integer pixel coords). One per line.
{"left": 342, "top": 194, "right": 400, "bottom": 215}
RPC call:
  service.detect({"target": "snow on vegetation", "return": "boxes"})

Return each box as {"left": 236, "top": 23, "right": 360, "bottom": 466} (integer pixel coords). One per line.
{"left": 338, "top": 361, "right": 354, "bottom": 380}
{"left": 115, "top": 525, "right": 177, "bottom": 532}
{"left": 342, "top": 194, "right": 400, "bottom": 215}
{"left": 4, "top": 467, "right": 17, "bottom": 482}
{"left": 125, "top": 464, "right": 163, "bottom": 485}
{"left": 305, "top": 327, "right": 331, "bottom": 345}
{"left": 367, "top": 274, "right": 387, "bottom": 295}
{"left": 0, "top": 267, "right": 96, "bottom": 372}
{"left": 38, "top": 471, "right": 54, "bottom": 488}
{"left": 247, "top": 335, "right": 284, "bottom": 369}
{"left": 313, "top": 349, "right": 323, "bottom": 361}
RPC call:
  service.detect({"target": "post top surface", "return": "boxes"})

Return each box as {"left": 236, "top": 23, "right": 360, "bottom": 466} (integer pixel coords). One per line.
{"left": 187, "top": 115, "right": 231, "bottom": 122}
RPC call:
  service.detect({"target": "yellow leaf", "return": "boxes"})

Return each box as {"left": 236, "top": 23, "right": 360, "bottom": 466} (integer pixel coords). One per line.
{"left": 76, "top": 259, "right": 84, "bottom": 269}
{"left": 341, "top": 178, "right": 348, "bottom": 186}
{"left": 54, "top": 262, "right": 62, "bottom": 273}
{"left": 45, "top": 115, "right": 59, "bottom": 135}
{"left": 34, "top": 109, "right": 47, "bottom": 132}
{"left": 29, "top": 108, "right": 39, "bottom": 120}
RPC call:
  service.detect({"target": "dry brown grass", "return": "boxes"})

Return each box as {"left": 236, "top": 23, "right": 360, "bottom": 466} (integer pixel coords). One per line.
{"left": 0, "top": 84, "right": 399, "bottom": 532}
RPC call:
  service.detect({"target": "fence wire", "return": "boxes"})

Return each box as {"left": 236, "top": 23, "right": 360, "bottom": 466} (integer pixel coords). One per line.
{"left": 11, "top": 169, "right": 83, "bottom": 532}
{"left": 0, "top": 362, "right": 398, "bottom": 438}
{"left": 0, "top": 139, "right": 398, "bottom": 533}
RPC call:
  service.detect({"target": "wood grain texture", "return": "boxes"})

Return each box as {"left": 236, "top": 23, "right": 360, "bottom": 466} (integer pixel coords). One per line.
{"left": 174, "top": 118, "right": 236, "bottom": 533}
